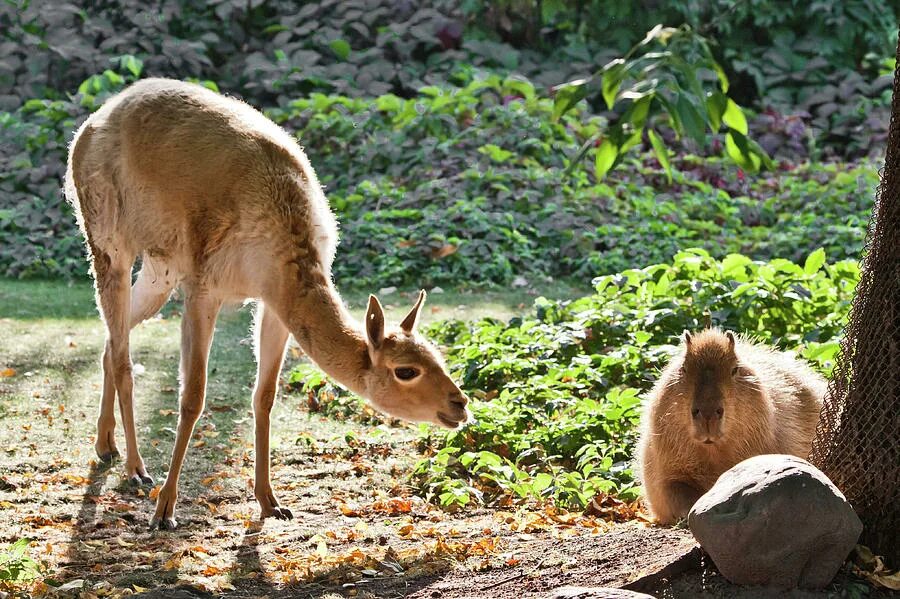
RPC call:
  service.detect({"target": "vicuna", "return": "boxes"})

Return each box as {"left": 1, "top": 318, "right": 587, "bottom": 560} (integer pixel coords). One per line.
{"left": 638, "top": 328, "right": 825, "bottom": 524}
{"left": 65, "top": 78, "right": 470, "bottom": 529}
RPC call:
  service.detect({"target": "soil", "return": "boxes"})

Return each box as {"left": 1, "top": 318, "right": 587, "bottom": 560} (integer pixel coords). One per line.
{"left": 1, "top": 296, "right": 892, "bottom": 599}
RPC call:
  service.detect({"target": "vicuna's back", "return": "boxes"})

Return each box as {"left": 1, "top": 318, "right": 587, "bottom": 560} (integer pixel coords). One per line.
{"left": 66, "top": 78, "right": 337, "bottom": 294}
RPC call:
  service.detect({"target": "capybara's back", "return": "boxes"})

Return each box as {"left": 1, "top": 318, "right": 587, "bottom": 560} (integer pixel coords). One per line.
{"left": 637, "top": 329, "right": 825, "bottom": 524}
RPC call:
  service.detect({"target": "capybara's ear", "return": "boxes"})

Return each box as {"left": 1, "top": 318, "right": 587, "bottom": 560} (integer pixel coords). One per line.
{"left": 725, "top": 331, "right": 736, "bottom": 351}
{"left": 683, "top": 330, "right": 693, "bottom": 346}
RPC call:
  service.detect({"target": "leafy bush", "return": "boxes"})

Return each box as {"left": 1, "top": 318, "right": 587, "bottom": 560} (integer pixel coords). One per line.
{"left": 0, "top": 0, "right": 597, "bottom": 110}
{"left": 286, "top": 250, "right": 857, "bottom": 507}
{"left": 2, "top": 0, "right": 894, "bottom": 160}
{"left": 0, "top": 72, "right": 876, "bottom": 286}
{"left": 553, "top": 25, "right": 771, "bottom": 179}
{"left": 271, "top": 77, "right": 874, "bottom": 287}
{"left": 409, "top": 249, "right": 858, "bottom": 508}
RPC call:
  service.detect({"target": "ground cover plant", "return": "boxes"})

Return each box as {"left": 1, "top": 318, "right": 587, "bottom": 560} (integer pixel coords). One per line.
{"left": 290, "top": 249, "right": 859, "bottom": 510}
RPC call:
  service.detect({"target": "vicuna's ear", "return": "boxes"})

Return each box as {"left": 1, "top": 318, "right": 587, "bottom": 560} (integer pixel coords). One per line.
{"left": 366, "top": 295, "right": 385, "bottom": 350}
{"left": 683, "top": 330, "right": 693, "bottom": 346}
{"left": 725, "top": 331, "right": 736, "bottom": 352}
{"left": 399, "top": 289, "right": 426, "bottom": 334}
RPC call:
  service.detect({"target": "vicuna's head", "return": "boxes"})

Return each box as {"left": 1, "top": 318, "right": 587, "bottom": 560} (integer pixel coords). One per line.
{"left": 361, "top": 291, "right": 470, "bottom": 429}
{"left": 663, "top": 329, "right": 767, "bottom": 446}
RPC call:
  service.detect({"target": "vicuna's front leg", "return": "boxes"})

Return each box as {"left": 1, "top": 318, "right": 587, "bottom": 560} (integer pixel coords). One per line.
{"left": 151, "top": 290, "right": 222, "bottom": 530}
{"left": 252, "top": 303, "right": 291, "bottom": 519}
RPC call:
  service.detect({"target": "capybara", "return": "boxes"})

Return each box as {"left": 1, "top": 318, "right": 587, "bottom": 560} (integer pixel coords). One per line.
{"left": 638, "top": 328, "right": 826, "bottom": 524}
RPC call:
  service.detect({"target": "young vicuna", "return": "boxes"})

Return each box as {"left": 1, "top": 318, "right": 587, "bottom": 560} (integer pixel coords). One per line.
{"left": 65, "top": 78, "right": 470, "bottom": 529}
{"left": 638, "top": 329, "right": 825, "bottom": 524}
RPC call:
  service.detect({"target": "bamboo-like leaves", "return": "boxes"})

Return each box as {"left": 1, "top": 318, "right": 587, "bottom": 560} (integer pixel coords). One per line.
{"left": 552, "top": 24, "right": 771, "bottom": 182}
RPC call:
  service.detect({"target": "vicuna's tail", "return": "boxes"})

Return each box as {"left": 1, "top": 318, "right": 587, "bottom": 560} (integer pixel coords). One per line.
{"left": 64, "top": 122, "right": 96, "bottom": 231}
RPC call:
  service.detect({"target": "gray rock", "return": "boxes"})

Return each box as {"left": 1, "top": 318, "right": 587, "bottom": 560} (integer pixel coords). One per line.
{"left": 689, "top": 454, "right": 862, "bottom": 589}
{"left": 551, "top": 588, "right": 655, "bottom": 599}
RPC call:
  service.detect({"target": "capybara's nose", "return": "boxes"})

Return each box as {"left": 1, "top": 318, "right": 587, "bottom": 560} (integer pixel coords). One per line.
{"left": 693, "top": 407, "right": 723, "bottom": 421}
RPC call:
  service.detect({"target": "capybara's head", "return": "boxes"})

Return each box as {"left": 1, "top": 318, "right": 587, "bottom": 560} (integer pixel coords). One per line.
{"left": 665, "top": 329, "right": 768, "bottom": 446}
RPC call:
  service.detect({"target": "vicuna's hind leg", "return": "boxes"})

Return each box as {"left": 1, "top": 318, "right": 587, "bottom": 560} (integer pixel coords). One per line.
{"left": 252, "top": 303, "right": 291, "bottom": 519}
{"left": 91, "top": 245, "right": 153, "bottom": 484}
{"left": 95, "top": 260, "right": 175, "bottom": 467}
{"left": 151, "top": 289, "right": 222, "bottom": 530}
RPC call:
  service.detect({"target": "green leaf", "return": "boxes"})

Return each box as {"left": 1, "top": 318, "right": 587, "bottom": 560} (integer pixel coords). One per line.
{"left": 594, "top": 140, "right": 618, "bottom": 180}
{"left": 804, "top": 248, "right": 827, "bottom": 275}
{"left": 721, "top": 253, "right": 752, "bottom": 277}
{"left": 329, "top": 39, "right": 351, "bottom": 60}
{"left": 119, "top": 55, "right": 142, "bottom": 78}
{"left": 552, "top": 78, "right": 591, "bottom": 121}
{"left": 601, "top": 60, "right": 625, "bottom": 110}
{"left": 675, "top": 94, "right": 707, "bottom": 143}
{"left": 725, "top": 129, "right": 761, "bottom": 172}
{"left": 647, "top": 129, "right": 672, "bottom": 183}
{"left": 705, "top": 91, "right": 728, "bottom": 131}
{"left": 722, "top": 99, "right": 748, "bottom": 135}
{"left": 712, "top": 61, "right": 729, "bottom": 93}
{"left": 625, "top": 95, "right": 652, "bottom": 130}
{"left": 479, "top": 144, "right": 514, "bottom": 163}
{"left": 532, "top": 473, "right": 553, "bottom": 492}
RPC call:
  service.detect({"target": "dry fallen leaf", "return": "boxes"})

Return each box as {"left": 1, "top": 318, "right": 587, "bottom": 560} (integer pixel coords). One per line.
{"left": 854, "top": 545, "right": 900, "bottom": 590}
{"left": 429, "top": 244, "right": 457, "bottom": 259}
{"left": 1, "top": 367, "right": 16, "bottom": 377}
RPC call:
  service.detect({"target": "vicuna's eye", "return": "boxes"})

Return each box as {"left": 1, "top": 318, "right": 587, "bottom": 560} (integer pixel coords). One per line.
{"left": 732, "top": 366, "right": 740, "bottom": 376}
{"left": 678, "top": 366, "right": 686, "bottom": 375}
{"left": 394, "top": 367, "right": 419, "bottom": 381}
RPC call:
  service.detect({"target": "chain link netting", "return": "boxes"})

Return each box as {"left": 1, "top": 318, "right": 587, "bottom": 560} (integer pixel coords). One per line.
{"left": 809, "top": 30, "right": 900, "bottom": 567}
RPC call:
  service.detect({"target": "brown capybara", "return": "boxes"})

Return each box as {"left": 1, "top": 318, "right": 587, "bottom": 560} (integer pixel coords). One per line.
{"left": 637, "top": 328, "right": 826, "bottom": 524}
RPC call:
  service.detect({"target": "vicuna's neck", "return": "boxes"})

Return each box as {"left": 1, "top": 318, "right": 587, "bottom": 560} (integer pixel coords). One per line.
{"left": 276, "top": 281, "right": 370, "bottom": 397}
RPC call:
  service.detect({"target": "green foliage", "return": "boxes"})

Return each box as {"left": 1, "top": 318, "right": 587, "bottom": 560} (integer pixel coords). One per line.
{"left": 410, "top": 250, "right": 857, "bottom": 508}
{"left": 556, "top": 25, "right": 771, "bottom": 178}
{"left": 0, "top": 0, "right": 596, "bottom": 109}
{"left": 0, "top": 71, "right": 876, "bottom": 286}
{"left": 0, "top": 539, "right": 40, "bottom": 588}
{"left": 0, "top": 56, "right": 142, "bottom": 279}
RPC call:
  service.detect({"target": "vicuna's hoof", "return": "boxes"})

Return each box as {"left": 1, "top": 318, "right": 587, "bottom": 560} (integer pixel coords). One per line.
{"left": 268, "top": 506, "right": 293, "bottom": 520}
{"left": 128, "top": 472, "right": 154, "bottom": 486}
{"left": 97, "top": 450, "right": 120, "bottom": 464}
{"left": 149, "top": 516, "right": 178, "bottom": 531}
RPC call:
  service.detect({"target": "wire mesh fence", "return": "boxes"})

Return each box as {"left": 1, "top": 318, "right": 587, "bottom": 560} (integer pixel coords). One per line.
{"left": 809, "top": 29, "right": 900, "bottom": 567}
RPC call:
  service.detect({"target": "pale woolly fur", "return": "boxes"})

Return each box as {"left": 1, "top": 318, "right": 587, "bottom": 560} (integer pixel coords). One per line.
{"left": 65, "top": 79, "right": 470, "bottom": 528}
{"left": 637, "top": 328, "right": 825, "bottom": 524}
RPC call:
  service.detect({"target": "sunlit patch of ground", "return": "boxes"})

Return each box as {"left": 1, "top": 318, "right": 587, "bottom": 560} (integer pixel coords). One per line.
{"left": 0, "top": 279, "right": 889, "bottom": 599}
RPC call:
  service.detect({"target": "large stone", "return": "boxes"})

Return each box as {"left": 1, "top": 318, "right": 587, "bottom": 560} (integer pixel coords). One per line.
{"left": 689, "top": 454, "right": 862, "bottom": 589}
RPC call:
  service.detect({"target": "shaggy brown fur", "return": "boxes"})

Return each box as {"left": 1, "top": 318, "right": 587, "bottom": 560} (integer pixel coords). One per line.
{"left": 637, "top": 328, "right": 825, "bottom": 524}
{"left": 65, "top": 79, "right": 470, "bottom": 529}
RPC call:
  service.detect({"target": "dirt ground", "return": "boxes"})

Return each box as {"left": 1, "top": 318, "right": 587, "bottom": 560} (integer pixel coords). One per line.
{"left": 0, "top": 281, "right": 892, "bottom": 599}
{"left": 2, "top": 430, "right": 890, "bottom": 599}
